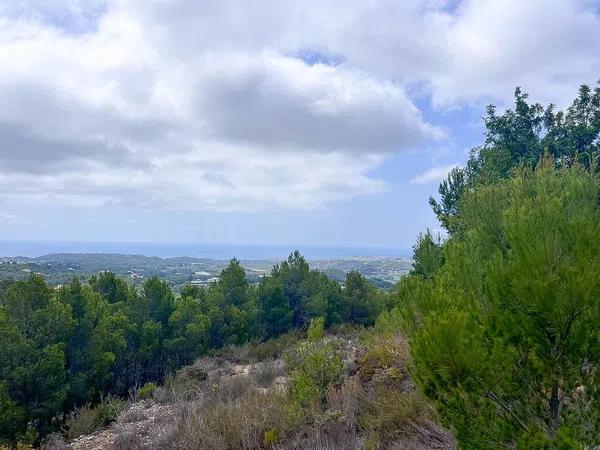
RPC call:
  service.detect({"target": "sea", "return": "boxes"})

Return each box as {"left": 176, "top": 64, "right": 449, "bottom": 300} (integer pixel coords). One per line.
{"left": 0, "top": 241, "right": 411, "bottom": 260}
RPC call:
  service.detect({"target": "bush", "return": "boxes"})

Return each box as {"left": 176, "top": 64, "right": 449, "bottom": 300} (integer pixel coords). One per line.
{"left": 356, "top": 335, "right": 408, "bottom": 385}
{"left": 155, "top": 387, "right": 293, "bottom": 450}
{"left": 245, "top": 332, "right": 302, "bottom": 362}
{"left": 360, "top": 389, "right": 433, "bottom": 446}
{"left": 263, "top": 427, "right": 279, "bottom": 447}
{"left": 95, "top": 395, "right": 126, "bottom": 424}
{"left": 137, "top": 382, "right": 157, "bottom": 400}
{"left": 66, "top": 395, "right": 125, "bottom": 440}
{"left": 287, "top": 341, "right": 344, "bottom": 409}
{"left": 185, "top": 366, "right": 208, "bottom": 382}
{"left": 66, "top": 404, "right": 100, "bottom": 440}
{"left": 307, "top": 316, "right": 325, "bottom": 342}
{"left": 252, "top": 360, "right": 282, "bottom": 388}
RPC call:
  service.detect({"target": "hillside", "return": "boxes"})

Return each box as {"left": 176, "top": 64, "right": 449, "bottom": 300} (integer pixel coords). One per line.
{"left": 52, "top": 328, "right": 454, "bottom": 450}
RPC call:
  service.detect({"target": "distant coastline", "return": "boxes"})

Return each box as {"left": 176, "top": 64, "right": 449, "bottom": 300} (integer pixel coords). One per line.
{"left": 0, "top": 240, "right": 411, "bottom": 260}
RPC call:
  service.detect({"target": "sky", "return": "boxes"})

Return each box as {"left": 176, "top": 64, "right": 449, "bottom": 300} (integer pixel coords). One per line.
{"left": 0, "top": 0, "right": 599, "bottom": 250}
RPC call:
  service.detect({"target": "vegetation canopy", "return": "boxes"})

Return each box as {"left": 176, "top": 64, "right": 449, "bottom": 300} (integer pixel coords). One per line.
{"left": 402, "top": 161, "right": 600, "bottom": 448}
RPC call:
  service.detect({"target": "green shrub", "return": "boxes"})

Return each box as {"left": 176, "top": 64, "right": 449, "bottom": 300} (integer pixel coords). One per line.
{"left": 356, "top": 335, "right": 408, "bottom": 384}
{"left": 263, "top": 427, "right": 279, "bottom": 447}
{"left": 66, "top": 396, "right": 125, "bottom": 440}
{"left": 287, "top": 341, "right": 344, "bottom": 409}
{"left": 360, "top": 389, "right": 433, "bottom": 446}
{"left": 137, "top": 382, "right": 157, "bottom": 400}
{"left": 307, "top": 316, "right": 325, "bottom": 342}
{"left": 66, "top": 404, "right": 100, "bottom": 440}
{"left": 95, "top": 395, "right": 126, "bottom": 424}
{"left": 408, "top": 164, "right": 600, "bottom": 448}
{"left": 247, "top": 332, "right": 301, "bottom": 361}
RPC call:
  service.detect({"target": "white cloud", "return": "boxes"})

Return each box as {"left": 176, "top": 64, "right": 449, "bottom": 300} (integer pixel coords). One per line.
{"left": 0, "top": 1, "right": 441, "bottom": 211}
{"left": 428, "top": 0, "right": 600, "bottom": 107}
{"left": 410, "top": 164, "right": 459, "bottom": 185}
{"left": 0, "top": 0, "right": 598, "bottom": 212}
{"left": 0, "top": 211, "right": 34, "bottom": 225}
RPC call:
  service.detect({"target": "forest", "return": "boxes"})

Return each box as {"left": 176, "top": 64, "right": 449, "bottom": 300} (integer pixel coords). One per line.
{"left": 1, "top": 81, "right": 600, "bottom": 449}
{"left": 0, "top": 252, "right": 389, "bottom": 445}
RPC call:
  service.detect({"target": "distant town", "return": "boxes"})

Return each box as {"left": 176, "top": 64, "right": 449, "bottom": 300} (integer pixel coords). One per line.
{"left": 0, "top": 252, "right": 413, "bottom": 292}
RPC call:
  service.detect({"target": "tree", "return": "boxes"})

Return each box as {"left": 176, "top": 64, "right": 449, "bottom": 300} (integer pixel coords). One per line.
{"left": 201, "top": 260, "right": 258, "bottom": 347}
{"left": 273, "top": 250, "right": 311, "bottom": 328}
{"left": 404, "top": 162, "right": 600, "bottom": 448}
{"left": 0, "top": 276, "right": 72, "bottom": 442}
{"left": 345, "top": 271, "right": 384, "bottom": 326}
{"left": 257, "top": 276, "right": 292, "bottom": 339}
{"left": 89, "top": 272, "right": 132, "bottom": 304}
{"left": 0, "top": 381, "right": 24, "bottom": 444}
{"left": 431, "top": 82, "right": 600, "bottom": 233}
{"left": 429, "top": 166, "right": 469, "bottom": 233}
{"left": 410, "top": 230, "right": 444, "bottom": 279}
{"left": 165, "top": 295, "right": 209, "bottom": 368}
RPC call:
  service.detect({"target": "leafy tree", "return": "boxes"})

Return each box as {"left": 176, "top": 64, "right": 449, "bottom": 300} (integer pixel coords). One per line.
{"left": 0, "top": 252, "right": 388, "bottom": 443}
{"left": 165, "top": 295, "right": 209, "bottom": 367}
{"left": 430, "top": 166, "right": 469, "bottom": 233}
{"left": 0, "top": 276, "right": 73, "bottom": 441}
{"left": 0, "top": 381, "right": 24, "bottom": 443}
{"left": 142, "top": 277, "right": 175, "bottom": 328}
{"left": 89, "top": 272, "right": 132, "bottom": 304}
{"left": 431, "top": 82, "right": 600, "bottom": 232}
{"left": 257, "top": 276, "right": 292, "bottom": 339}
{"left": 410, "top": 230, "right": 444, "bottom": 279}
{"left": 201, "top": 260, "right": 258, "bottom": 347}
{"left": 404, "top": 163, "right": 600, "bottom": 448}
{"left": 273, "top": 251, "right": 311, "bottom": 328}
{"left": 345, "top": 270, "right": 384, "bottom": 326}
{"left": 0, "top": 279, "right": 13, "bottom": 306}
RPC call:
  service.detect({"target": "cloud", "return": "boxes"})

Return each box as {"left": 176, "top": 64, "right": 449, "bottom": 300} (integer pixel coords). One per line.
{"left": 0, "top": 212, "right": 34, "bottom": 225}
{"left": 410, "top": 164, "right": 459, "bottom": 185}
{"left": 428, "top": 0, "right": 600, "bottom": 106}
{"left": 0, "top": 1, "right": 440, "bottom": 211}
{"left": 0, "top": 0, "right": 598, "bottom": 212}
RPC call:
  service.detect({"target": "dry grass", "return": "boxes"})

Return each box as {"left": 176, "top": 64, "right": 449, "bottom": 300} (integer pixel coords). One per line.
{"left": 252, "top": 359, "right": 284, "bottom": 387}
{"left": 95, "top": 332, "right": 455, "bottom": 450}
{"left": 41, "top": 434, "right": 70, "bottom": 450}
{"left": 155, "top": 382, "right": 293, "bottom": 450}
{"left": 65, "top": 404, "right": 100, "bottom": 440}
{"left": 326, "top": 376, "right": 363, "bottom": 432}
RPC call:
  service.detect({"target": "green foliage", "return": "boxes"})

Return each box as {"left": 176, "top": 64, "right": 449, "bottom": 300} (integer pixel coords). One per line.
{"left": 405, "top": 164, "right": 600, "bottom": 448}
{"left": 287, "top": 340, "right": 345, "bottom": 409}
{"left": 410, "top": 230, "right": 444, "bottom": 279}
{"left": 66, "top": 395, "right": 125, "bottom": 440}
{"left": 356, "top": 336, "right": 408, "bottom": 384}
{"left": 0, "top": 251, "right": 388, "bottom": 444}
{"left": 307, "top": 316, "right": 325, "bottom": 342}
{"left": 431, "top": 82, "right": 600, "bottom": 232}
{"left": 345, "top": 270, "right": 385, "bottom": 326}
{"left": 360, "top": 390, "right": 432, "bottom": 447}
{"left": 263, "top": 427, "right": 280, "bottom": 447}
{"left": 89, "top": 272, "right": 132, "bottom": 304}
{"left": 257, "top": 276, "right": 292, "bottom": 338}
{"left": 137, "top": 382, "right": 157, "bottom": 400}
